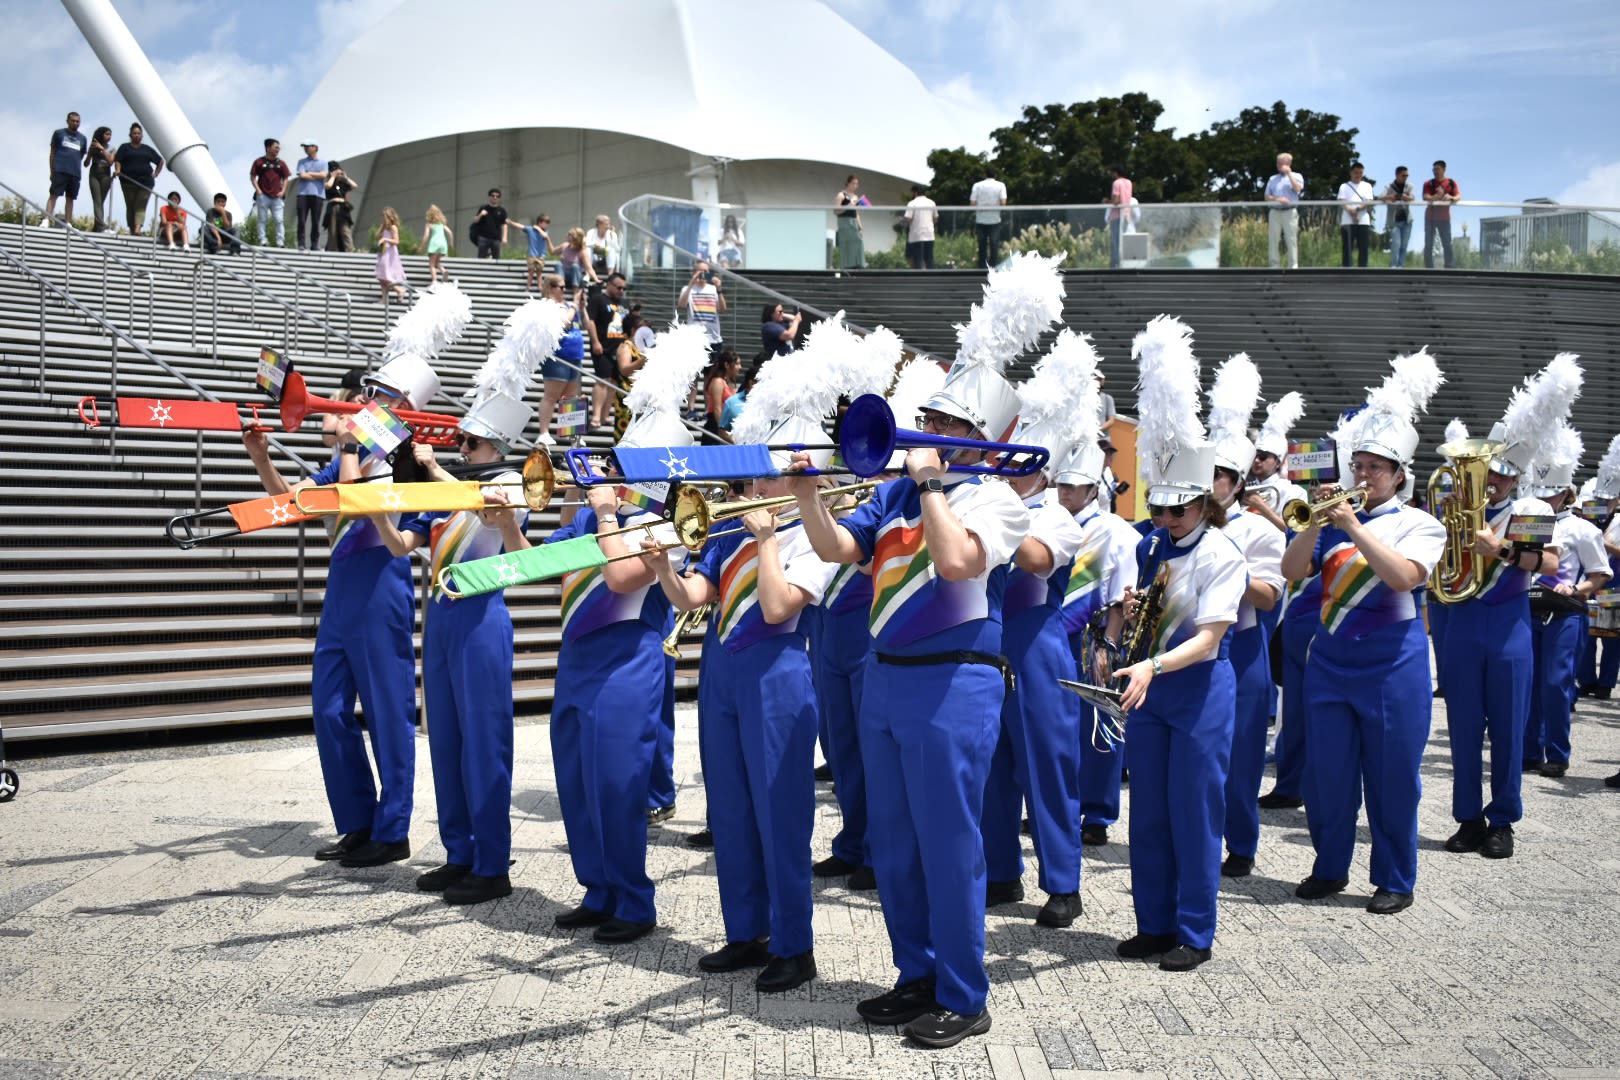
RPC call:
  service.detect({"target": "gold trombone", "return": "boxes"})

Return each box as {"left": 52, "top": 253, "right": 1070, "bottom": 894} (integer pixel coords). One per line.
{"left": 1281, "top": 484, "right": 1369, "bottom": 531}
{"left": 596, "top": 479, "right": 881, "bottom": 554}
{"left": 292, "top": 449, "right": 557, "bottom": 516}
{"left": 663, "top": 603, "right": 713, "bottom": 659}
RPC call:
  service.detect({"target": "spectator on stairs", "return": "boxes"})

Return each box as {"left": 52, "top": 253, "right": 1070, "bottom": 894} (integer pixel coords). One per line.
{"left": 85, "top": 126, "right": 115, "bottom": 232}
{"left": 157, "top": 191, "right": 189, "bottom": 250}
{"left": 112, "top": 123, "right": 163, "bottom": 236}
{"left": 294, "top": 142, "right": 327, "bottom": 252}
{"left": 375, "top": 206, "right": 407, "bottom": 303}
{"left": 423, "top": 204, "right": 450, "bottom": 284}
{"left": 43, "top": 111, "right": 87, "bottom": 227}
{"left": 519, "top": 214, "right": 554, "bottom": 294}
{"left": 322, "top": 161, "right": 358, "bottom": 252}
{"left": 536, "top": 273, "right": 585, "bottom": 443}
{"left": 560, "top": 227, "right": 597, "bottom": 290}
{"left": 471, "top": 188, "right": 508, "bottom": 260}
{"left": 203, "top": 193, "right": 241, "bottom": 255}
{"left": 584, "top": 214, "right": 621, "bottom": 277}
{"left": 250, "top": 138, "right": 291, "bottom": 247}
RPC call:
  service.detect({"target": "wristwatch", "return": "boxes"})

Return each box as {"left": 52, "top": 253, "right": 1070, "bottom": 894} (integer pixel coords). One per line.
{"left": 1151, "top": 656, "right": 1164, "bottom": 676}
{"left": 340, "top": 443, "right": 362, "bottom": 456}
{"left": 918, "top": 477, "right": 944, "bottom": 495}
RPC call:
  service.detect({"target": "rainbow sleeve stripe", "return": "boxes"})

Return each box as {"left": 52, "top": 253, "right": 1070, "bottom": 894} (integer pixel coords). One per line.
{"left": 427, "top": 514, "right": 480, "bottom": 600}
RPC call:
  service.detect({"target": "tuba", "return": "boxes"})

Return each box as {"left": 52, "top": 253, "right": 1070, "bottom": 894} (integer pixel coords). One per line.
{"left": 1427, "top": 437, "right": 1504, "bottom": 605}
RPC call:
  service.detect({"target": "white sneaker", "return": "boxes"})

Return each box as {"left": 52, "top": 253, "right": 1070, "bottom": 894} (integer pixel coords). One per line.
{"left": 538, "top": 432, "right": 556, "bottom": 446}
{"left": 37, "top": 216, "right": 52, "bottom": 228}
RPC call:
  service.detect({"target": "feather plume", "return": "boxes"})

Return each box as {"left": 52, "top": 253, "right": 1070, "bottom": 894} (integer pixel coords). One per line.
{"left": 1132, "top": 315, "right": 1204, "bottom": 484}
{"left": 1444, "top": 418, "right": 1470, "bottom": 444}
{"left": 466, "top": 298, "right": 571, "bottom": 402}
{"left": 885, "top": 358, "right": 948, "bottom": 427}
{"left": 1330, "top": 348, "right": 1443, "bottom": 452}
{"left": 1259, "top": 391, "right": 1306, "bottom": 447}
{"left": 1018, "top": 329, "right": 1103, "bottom": 449}
{"left": 729, "top": 353, "right": 797, "bottom": 446}
{"left": 954, "top": 252, "right": 1065, "bottom": 372}
{"left": 851, "top": 326, "right": 905, "bottom": 401}
{"left": 1546, "top": 423, "right": 1584, "bottom": 471}
{"left": 386, "top": 282, "right": 472, "bottom": 360}
{"left": 1598, "top": 434, "right": 1620, "bottom": 484}
{"left": 623, "top": 322, "right": 712, "bottom": 417}
{"left": 1500, "top": 352, "right": 1583, "bottom": 461}
{"left": 1206, "top": 352, "right": 1263, "bottom": 443}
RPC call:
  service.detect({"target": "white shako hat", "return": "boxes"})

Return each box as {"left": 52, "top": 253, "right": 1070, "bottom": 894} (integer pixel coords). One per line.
{"left": 1332, "top": 348, "right": 1445, "bottom": 471}
{"left": 613, "top": 322, "right": 711, "bottom": 504}
{"left": 1134, "top": 315, "right": 1213, "bottom": 508}
{"left": 1527, "top": 422, "right": 1582, "bottom": 499}
{"left": 1591, "top": 434, "right": 1620, "bottom": 500}
{"left": 364, "top": 353, "right": 441, "bottom": 409}
{"left": 882, "top": 356, "right": 948, "bottom": 471}
{"left": 459, "top": 392, "right": 529, "bottom": 453}
{"left": 922, "top": 252, "right": 1065, "bottom": 442}
{"left": 1255, "top": 391, "right": 1306, "bottom": 460}
{"left": 1207, "top": 352, "right": 1263, "bottom": 478}
{"left": 464, "top": 295, "right": 573, "bottom": 403}
{"left": 1489, "top": 352, "right": 1583, "bottom": 478}
{"left": 1054, "top": 441, "right": 1108, "bottom": 488}
{"left": 1011, "top": 328, "right": 1104, "bottom": 481}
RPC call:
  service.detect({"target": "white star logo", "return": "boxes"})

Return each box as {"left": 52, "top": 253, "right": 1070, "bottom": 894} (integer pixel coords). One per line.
{"left": 266, "top": 501, "right": 294, "bottom": 525}
{"left": 380, "top": 487, "right": 405, "bottom": 511}
{"left": 495, "top": 557, "right": 522, "bottom": 586}
{"left": 660, "top": 451, "right": 694, "bottom": 479}
{"left": 149, "top": 401, "right": 174, "bottom": 427}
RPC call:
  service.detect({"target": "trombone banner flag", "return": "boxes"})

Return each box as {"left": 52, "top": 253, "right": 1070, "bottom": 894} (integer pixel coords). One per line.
{"left": 79, "top": 395, "right": 252, "bottom": 432}
{"left": 444, "top": 535, "right": 608, "bottom": 597}
{"left": 613, "top": 444, "right": 778, "bottom": 482}
{"left": 298, "top": 480, "right": 488, "bottom": 516}
{"left": 226, "top": 492, "right": 316, "bottom": 533}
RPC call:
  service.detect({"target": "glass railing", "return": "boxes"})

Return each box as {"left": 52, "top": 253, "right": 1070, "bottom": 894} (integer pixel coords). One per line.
{"left": 619, "top": 194, "right": 1620, "bottom": 275}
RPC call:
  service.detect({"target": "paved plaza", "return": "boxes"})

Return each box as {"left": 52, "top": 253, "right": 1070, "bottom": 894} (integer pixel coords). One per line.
{"left": 3, "top": 696, "right": 1620, "bottom": 1080}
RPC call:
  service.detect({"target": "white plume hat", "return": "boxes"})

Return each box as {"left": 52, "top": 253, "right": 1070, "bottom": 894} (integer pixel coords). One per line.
{"left": 1255, "top": 392, "right": 1306, "bottom": 459}
{"left": 459, "top": 392, "right": 530, "bottom": 452}
{"left": 1207, "top": 352, "right": 1263, "bottom": 477}
{"left": 1592, "top": 434, "right": 1620, "bottom": 500}
{"left": 1012, "top": 329, "right": 1104, "bottom": 479}
{"left": 731, "top": 314, "right": 879, "bottom": 472}
{"left": 364, "top": 352, "right": 441, "bottom": 409}
{"left": 1332, "top": 348, "right": 1445, "bottom": 469}
{"left": 1491, "top": 352, "right": 1583, "bottom": 478}
{"left": 466, "top": 298, "right": 572, "bottom": 402}
{"left": 385, "top": 282, "right": 472, "bottom": 362}
{"left": 1133, "top": 315, "right": 1211, "bottom": 508}
{"left": 1054, "top": 441, "right": 1108, "bottom": 488}
{"left": 1527, "top": 422, "right": 1583, "bottom": 498}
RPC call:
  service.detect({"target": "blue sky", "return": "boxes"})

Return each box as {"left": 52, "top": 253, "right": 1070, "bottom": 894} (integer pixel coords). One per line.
{"left": 2, "top": 0, "right": 1617, "bottom": 213}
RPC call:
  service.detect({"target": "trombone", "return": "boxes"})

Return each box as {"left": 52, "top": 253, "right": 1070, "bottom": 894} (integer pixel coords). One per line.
{"left": 1281, "top": 485, "right": 1368, "bottom": 531}
{"left": 292, "top": 450, "right": 556, "bottom": 516}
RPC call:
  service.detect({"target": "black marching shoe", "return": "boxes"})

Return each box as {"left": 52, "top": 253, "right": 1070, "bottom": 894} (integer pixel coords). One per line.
{"left": 1539, "top": 761, "right": 1568, "bottom": 778}
{"left": 444, "top": 873, "right": 512, "bottom": 905}
{"left": 857, "top": 979, "right": 938, "bottom": 1025}
{"left": 1115, "top": 932, "right": 1177, "bottom": 959}
{"left": 814, "top": 763, "right": 834, "bottom": 782}
{"left": 1220, "top": 854, "right": 1254, "bottom": 878}
{"left": 1480, "top": 825, "right": 1515, "bottom": 859}
{"left": 1081, "top": 824, "right": 1109, "bottom": 846}
{"left": 554, "top": 903, "right": 613, "bottom": 930}
{"left": 1294, "top": 875, "right": 1349, "bottom": 900}
{"left": 593, "top": 918, "right": 656, "bottom": 944}
{"left": 755, "top": 950, "right": 816, "bottom": 992}
{"left": 1522, "top": 759, "right": 1544, "bottom": 773}
{"left": 902, "top": 1008, "right": 992, "bottom": 1049}
{"left": 1036, "top": 892, "right": 1081, "bottom": 928}
{"left": 685, "top": 828, "right": 714, "bottom": 850}
{"left": 1159, "top": 944, "right": 1212, "bottom": 972}
{"left": 415, "top": 863, "right": 472, "bottom": 891}
{"left": 847, "top": 865, "right": 878, "bottom": 891}
{"left": 1578, "top": 683, "right": 1599, "bottom": 698}
{"left": 314, "top": 829, "right": 370, "bottom": 861}
{"left": 340, "top": 839, "right": 410, "bottom": 868}
{"left": 698, "top": 938, "right": 771, "bottom": 972}
{"left": 812, "top": 854, "right": 860, "bottom": 878}
{"left": 1367, "top": 888, "right": 1414, "bottom": 915}
{"left": 1606, "top": 770, "right": 1620, "bottom": 789}
{"left": 1594, "top": 687, "right": 1613, "bottom": 700}
{"left": 647, "top": 803, "right": 676, "bottom": 826}
{"left": 1257, "top": 790, "right": 1304, "bottom": 810}
{"left": 985, "top": 878, "right": 1024, "bottom": 907}
{"left": 1444, "top": 817, "right": 1489, "bottom": 853}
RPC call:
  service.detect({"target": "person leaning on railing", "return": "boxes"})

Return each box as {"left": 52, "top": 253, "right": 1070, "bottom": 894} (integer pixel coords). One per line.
{"left": 112, "top": 122, "right": 163, "bottom": 236}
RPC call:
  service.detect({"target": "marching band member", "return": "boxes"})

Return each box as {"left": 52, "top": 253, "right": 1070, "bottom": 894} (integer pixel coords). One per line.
{"left": 1110, "top": 317, "right": 1244, "bottom": 973}
{"left": 981, "top": 330, "right": 1096, "bottom": 927}
{"left": 1427, "top": 418, "right": 1472, "bottom": 706}
{"left": 1578, "top": 436, "right": 1620, "bottom": 702}
{"left": 1203, "top": 355, "right": 1284, "bottom": 880}
{"left": 1060, "top": 430, "right": 1140, "bottom": 848}
{"left": 1523, "top": 424, "right": 1610, "bottom": 777}
{"left": 1243, "top": 393, "right": 1308, "bottom": 533}
{"left": 791, "top": 253, "right": 1055, "bottom": 1048}
{"left": 243, "top": 353, "right": 442, "bottom": 868}
{"left": 369, "top": 392, "right": 532, "bottom": 903}
{"left": 649, "top": 353, "right": 842, "bottom": 993}
{"left": 1440, "top": 354, "right": 1578, "bottom": 861}
{"left": 547, "top": 324, "right": 711, "bottom": 944}
{"left": 1281, "top": 351, "right": 1446, "bottom": 913}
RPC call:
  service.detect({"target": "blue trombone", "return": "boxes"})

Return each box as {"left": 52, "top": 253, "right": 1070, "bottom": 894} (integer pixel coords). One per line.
{"left": 564, "top": 394, "right": 1049, "bottom": 486}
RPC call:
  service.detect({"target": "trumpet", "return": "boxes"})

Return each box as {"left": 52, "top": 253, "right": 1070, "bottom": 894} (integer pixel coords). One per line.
{"left": 292, "top": 449, "right": 556, "bottom": 516}
{"left": 663, "top": 603, "right": 713, "bottom": 659}
{"left": 1281, "top": 485, "right": 1368, "bottom": 531}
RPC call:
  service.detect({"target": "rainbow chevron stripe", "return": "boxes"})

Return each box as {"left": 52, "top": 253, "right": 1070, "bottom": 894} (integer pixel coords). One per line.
{"left": 715, "top": 538, "right": 761, "bottom": 642}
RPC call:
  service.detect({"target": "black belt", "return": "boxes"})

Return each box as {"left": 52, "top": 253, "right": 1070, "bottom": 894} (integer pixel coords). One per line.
{"left": 875, "top": 650, "right": 1015, "bottom": 693}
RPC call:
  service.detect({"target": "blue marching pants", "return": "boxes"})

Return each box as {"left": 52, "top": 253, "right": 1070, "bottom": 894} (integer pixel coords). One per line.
{"left": 1580, "top": 624, "right": 1619, "bottom": 688}
{"left": 862, "top": 657, "right": 1002, "bottom": 1016}
{"left": 1303, "top": 621, "right": 1431, "bottom": 894}
{"left": 1072, "top": 632, "right": 1125, "bottom": 827}
{"left": 1127, "top": 656, "right": 1235, "bottom": 951}
{"left": 1441, "top": 599, "right": 1532, "bottom": 826}
{"left": 1272, "top": 616, "right": 1316, "bottom": 800}
{"left": 703, "top": 635, "right": 818, "bottom": 957}
{"left": 813, "top": 606, "right": 871, "bottom": 868}
{"left": 551, "top": 622, "right": 664, "bottom": 924}
{"left": 984, "top": 617, "right": 1082, "bottom": 894}
{"left": 309, "top": 549, "right": 417, "bottom": 842}
{"left": 1260, "top": 605, "right": 1281, "bottom": 719}
{"left": 1223, "top": 625, "right": 1272, "bottom": 860}
{"left": 1428, "top": 600, "right": 1450, "bottom": 695}
{"left": 1526, "top": 613, "right": 1583, "bottom": 766}
{"left": 422, "top": 594, "right": 514, "bottom": 877}
{"left": 647, "top": 650, "right": 677, "bottom": 812}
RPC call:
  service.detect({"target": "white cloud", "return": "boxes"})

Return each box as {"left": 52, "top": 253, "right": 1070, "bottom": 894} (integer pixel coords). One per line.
{"left": 1557, "top": 162, "right": 1620, "bottom": 209}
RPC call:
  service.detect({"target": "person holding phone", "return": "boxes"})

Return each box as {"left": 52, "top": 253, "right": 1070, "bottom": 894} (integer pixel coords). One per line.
{"left": 679, "top": 259, "right": 727, "bottom": 358}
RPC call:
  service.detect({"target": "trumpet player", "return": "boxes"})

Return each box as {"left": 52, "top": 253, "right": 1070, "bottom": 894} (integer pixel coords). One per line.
{"left": 368, "top": 394, "right": 532, "bottom": 905}
{"left": 1280, "top": 397, "right": 1445, "bottom": 915}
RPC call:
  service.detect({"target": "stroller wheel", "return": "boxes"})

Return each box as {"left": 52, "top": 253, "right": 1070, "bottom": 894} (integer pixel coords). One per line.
{"left": 0, "top": 767, "right": 18, "bottom": 802}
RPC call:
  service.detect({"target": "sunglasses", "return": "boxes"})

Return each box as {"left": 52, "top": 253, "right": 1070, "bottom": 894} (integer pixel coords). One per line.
{"left": 454, "top": 434, "right": 483, "bottom": 451}
{"left": 1151, "top": 501, "right": 1197, "bottom": 519}
{"left": 362, "top": 385, "right": 403, "bottom": 403}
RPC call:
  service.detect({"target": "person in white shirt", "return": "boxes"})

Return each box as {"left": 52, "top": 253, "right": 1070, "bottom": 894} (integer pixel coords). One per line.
{"left": 969, "top": 167, "right": 1008, "bottom": 269}
{"left": 904, "top": 184, "right": 938, "bottom": 269}
{"left": 1265, "top": 153, "right": 1305, "bottom": 269}
{"left": 1338, "top": 163, "right": 1376, "bottom": 268}
{"left": 583, "top": 214, "right": 621, "bottom": 278}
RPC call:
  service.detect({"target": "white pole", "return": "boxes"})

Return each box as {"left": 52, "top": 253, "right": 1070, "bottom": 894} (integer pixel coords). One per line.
{"left": 60, "top": 0, "right": 241, "bottom": 218}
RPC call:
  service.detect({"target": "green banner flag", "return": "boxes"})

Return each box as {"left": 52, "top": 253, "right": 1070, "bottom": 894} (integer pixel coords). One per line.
{"left": 442, "top": 535, "right": 607, "bottom": 598}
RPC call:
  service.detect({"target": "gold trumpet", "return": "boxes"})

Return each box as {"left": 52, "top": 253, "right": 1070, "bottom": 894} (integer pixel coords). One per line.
{"left": 663, "top": 603, "right": 713, "bottom": 659}
{"left": 1281, "top": 485, "right": 1368, "bottom": 531}
{"left": 293, "top": 448, "right": 556, "bottom": 515}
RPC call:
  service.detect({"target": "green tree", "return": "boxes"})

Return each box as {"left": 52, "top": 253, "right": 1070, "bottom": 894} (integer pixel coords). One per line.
{"left": 1191, "top": 101, "right": 1360, "bottom": 200}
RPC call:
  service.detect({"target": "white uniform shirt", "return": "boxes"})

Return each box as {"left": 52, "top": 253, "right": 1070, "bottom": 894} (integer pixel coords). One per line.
{"left": 1552, "top": 510, "right": 1609, "bottom": 588}
{"left": 1221, "top": 507, "right": 1286, "bottom": 632}
{"left": 1025, "top": 494, "right": 1086, "bottom": 579}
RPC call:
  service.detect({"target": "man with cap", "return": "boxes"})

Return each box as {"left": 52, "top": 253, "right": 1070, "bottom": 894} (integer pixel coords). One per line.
{"left": 367, "top": 392, "right": 532, "bottom": 903}
{"left": 1281, "top": 351, "right": 1446, "bottom": 914}
{"left": 1522, "top": 427, "right": 1610, "bottom": 778}
{"left": 294, "top": 142, "right": 328, "bottom": 252}
{"left": 243, "top": 353, "right": 443, "bottom": 867}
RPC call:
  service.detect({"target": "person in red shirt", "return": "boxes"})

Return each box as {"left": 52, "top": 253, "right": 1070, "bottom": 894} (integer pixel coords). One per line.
{"left": 1422, "top": 159, "right": 1460, "bottom": 269}
{"left": 250, "top": 137, "right": 292, "bottom": 248}
{"left": 157, "top": 190, "right": 188, "bottom": 249}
